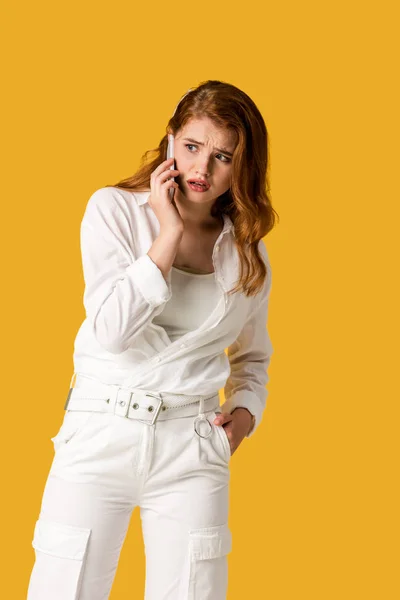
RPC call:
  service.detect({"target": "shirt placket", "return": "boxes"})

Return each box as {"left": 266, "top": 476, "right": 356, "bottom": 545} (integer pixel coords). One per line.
{"left": 123, "top": 223, "right": 236, "bottom": 382}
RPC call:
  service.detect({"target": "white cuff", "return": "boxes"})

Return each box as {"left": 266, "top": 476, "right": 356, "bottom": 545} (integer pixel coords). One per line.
{"left": 127, "top": 254, "right": 172, "bottom": 307}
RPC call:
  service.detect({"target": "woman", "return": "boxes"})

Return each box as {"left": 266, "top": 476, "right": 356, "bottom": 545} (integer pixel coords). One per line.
{"left": 27, "top": 80, "right": 278, "bottom": 599}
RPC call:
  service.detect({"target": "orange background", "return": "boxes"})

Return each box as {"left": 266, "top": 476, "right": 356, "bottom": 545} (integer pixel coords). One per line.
{"left": 1, "top": 0, "right": 399, "bottom": 598}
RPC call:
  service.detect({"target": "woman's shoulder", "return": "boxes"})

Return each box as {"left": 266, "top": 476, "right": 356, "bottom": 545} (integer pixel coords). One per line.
{"left": 83, "top": 186, "right": 151, "bottom": 217}
{"left": 257, "top": 237, "right": 271, "bottom": 269}
{"left": 254, "top": 238, "right": 272, "bottom": 301}
{"left": 86, "top": 185, "right": 145, "bottom": 205}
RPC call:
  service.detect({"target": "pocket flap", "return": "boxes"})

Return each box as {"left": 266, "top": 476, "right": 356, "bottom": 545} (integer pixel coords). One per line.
{"left": 32, "top": 518, "right": 91, "bottom": 561}
{"left": 189, "top": 523, "right": 232, "bottom": 560}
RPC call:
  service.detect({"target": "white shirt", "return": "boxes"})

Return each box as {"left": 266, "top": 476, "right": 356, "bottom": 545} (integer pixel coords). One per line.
{"left": 72, "top": 187, "right": 273, "bottom": 438}
{"left": 153, "top": 266, "right": 222, "bottom": 343}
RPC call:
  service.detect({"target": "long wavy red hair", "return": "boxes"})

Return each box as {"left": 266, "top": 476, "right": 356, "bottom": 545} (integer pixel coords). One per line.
{"left": 106, "top": 79, "right": 279, "bottom": 297}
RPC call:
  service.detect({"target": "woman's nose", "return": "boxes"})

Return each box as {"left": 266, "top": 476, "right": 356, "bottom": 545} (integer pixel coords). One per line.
{"left": 194, "top": 158, "right": 212, "bottom": 175}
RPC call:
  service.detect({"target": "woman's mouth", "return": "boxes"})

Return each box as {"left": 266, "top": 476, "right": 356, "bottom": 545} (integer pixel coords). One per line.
{"left": 187, "top": 179, "right": 210, "bottom": 192}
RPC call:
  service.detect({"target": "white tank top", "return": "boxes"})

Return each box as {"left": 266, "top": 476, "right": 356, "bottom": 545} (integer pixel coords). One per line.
{"left": 153, "top": 264, "right": 222, "bottom": 343}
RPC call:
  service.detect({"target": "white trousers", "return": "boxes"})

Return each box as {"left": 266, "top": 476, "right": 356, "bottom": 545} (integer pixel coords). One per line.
{"left": 27, "top": 378, "right": 232, "bottom": 600}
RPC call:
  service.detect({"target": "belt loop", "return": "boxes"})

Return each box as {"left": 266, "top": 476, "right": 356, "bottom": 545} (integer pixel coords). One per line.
{"left": 115, "top": 387, "right": 130, "bottom": 417}
{"left": 198, "top": 396, "right": 205, "bottom": 416}
{"left": 70, "top": 372, "right": 77, "bottom": 388}
{"left": 194, "top": 396, "right": 212, "bottom": 439}
{"left": 64, "top": 372, "right": 77, "bottom": 410}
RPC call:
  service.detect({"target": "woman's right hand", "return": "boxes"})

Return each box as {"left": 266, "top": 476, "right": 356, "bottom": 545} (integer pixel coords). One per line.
{"left": 148, "top": 158, "right": 184, "bottom": 233}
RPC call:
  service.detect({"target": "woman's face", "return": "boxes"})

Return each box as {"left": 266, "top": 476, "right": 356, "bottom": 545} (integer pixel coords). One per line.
{"left": 173, "top": 117, "right": 238, "bottom": 203}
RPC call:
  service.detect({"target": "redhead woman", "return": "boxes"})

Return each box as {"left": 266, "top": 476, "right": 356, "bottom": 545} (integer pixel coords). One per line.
{"left": 27, "top": 80, "right": 278, "bottom": 600}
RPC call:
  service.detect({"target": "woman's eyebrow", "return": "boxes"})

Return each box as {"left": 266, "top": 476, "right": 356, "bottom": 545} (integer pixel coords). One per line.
{"left": 182, "top": 137, "right": 234, "bottom": 157}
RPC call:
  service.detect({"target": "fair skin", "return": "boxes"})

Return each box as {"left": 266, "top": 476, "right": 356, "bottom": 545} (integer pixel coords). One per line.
{"left": 168, "top": 117, "right": 254, "bottom": 454}
{"left": 169, "top": 116, "right": 236, "bottom": 230}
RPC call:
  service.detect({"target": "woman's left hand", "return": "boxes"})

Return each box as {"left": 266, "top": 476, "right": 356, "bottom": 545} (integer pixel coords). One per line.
{"left": 213, "top": 408, "right": 254, "bottom": 456}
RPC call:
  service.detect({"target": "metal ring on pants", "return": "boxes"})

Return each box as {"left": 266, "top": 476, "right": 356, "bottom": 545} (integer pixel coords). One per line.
{"left": 193, "top": 395, "right": 216, "bottom": 439}
{"left": 193, "top": 414, "right": 213, "bottom": 438}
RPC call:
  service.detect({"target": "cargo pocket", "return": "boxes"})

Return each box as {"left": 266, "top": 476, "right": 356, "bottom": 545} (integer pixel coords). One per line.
{"left": 28, "top": 518, "right": 91, "bottom": 600}
{"left": 186, "top": 523, "right": 232, "bottom": 599}
{"left": 50, "top": 410, "right": 94, "bottom": 453}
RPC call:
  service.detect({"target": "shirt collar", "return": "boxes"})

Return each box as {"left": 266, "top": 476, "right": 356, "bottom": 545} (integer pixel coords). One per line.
{"left": 134, "top": 190, "right": 235, "bottom": 237}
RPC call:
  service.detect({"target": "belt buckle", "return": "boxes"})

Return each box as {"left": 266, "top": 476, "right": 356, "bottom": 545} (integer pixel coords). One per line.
{"left": 143, "top": 392, "right": 164, "bottom": 425}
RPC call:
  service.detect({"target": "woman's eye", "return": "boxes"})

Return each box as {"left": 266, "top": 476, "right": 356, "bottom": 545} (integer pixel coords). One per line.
{"left": 216, "top": 153, "right": 231, "bottom": 163}
{"left": 185, "top": 144, "right": 230, "bottom": 163}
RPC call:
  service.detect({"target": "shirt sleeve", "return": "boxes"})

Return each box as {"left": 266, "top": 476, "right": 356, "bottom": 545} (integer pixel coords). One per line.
{"left": 219, "top": 240, "right": 273, "bottom": 438}
{"left": 80, "top": 188, "right": 172, "bottom": 354}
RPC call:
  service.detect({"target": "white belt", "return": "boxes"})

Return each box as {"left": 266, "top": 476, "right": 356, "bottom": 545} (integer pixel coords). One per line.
{"left": 64, "top": 374, "right": 221, "bottom": 429}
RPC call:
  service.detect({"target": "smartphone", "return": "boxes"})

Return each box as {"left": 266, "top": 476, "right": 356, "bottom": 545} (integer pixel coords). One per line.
{"left": 167, "top": 133, "right": 175, "bottom": 201}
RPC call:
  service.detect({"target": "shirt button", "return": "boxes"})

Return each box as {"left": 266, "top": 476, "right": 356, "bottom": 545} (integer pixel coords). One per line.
{"left": 215, "top": 245, "right": 220, "bottom": 252}
{"left": 154, "top": 356, "right": 161, "bottom": 362}
{"left": 180, "top": 343, "right": 186, "bottom": 349}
